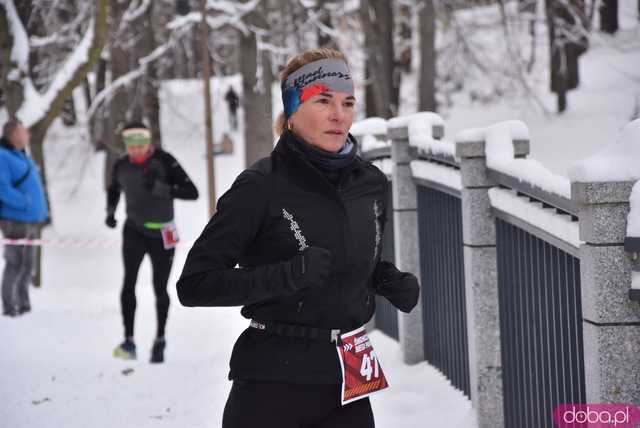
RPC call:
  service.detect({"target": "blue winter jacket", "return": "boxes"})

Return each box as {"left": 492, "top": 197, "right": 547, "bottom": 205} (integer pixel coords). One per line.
{"left": 0, "top": 138, "right": 49, "bottom": 223}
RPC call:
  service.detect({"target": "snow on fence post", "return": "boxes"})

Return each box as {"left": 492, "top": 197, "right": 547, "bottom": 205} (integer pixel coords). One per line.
{"left": 454, "top": 132, "right": 530, "bottom": 428}
{"left": 569, "top": 120, "right": 640, "bottom": 404}
{"left": 388, "top": 118, "right": 424, "bottom": 364}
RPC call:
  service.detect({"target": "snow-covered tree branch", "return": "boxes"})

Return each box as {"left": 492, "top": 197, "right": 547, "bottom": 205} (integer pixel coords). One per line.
{"left": 0, "top": 0, "right": 109, "bottom": 128}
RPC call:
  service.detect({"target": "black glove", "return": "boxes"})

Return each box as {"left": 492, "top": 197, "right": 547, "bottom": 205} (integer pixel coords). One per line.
{"left": 372, "top": 260, "right": 419, "bottom": 313}
{"left": 105, "top": 214, "right": 117, "bottom": 229}
{"left": 288, "top": 246, "right": 333, "bottom": 290}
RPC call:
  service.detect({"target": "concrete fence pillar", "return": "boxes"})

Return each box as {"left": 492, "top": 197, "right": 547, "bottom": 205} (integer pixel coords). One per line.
{"left": 388, "top": 121, "right": 424, "bottom": 364}
{"left": 573, "top": 180, "right": 640, "bottom": 403}
{"left": 454, "top": 137, "right": 502, "bottom": 428}
{"left": 454, "top": 137, "right": 529, "bottom": 427}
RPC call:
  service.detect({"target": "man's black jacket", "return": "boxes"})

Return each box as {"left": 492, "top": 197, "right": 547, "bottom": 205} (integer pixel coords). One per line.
{"left": 177, "top": 130, "right": 419, "bottom": 384}
{"left": 107, "top": 148, "right": 198, "bottom": 236}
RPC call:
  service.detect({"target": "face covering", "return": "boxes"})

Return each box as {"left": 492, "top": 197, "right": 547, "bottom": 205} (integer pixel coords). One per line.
{"left": 281, "top": 58, "right": 354, "bottom": 119}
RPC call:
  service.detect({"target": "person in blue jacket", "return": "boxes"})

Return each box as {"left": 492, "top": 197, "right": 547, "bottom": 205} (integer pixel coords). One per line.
{"left": 0, "top": 118, "right": 49, "bottom": 317}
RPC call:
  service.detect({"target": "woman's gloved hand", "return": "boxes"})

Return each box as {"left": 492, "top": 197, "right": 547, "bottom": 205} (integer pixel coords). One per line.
{"left": 371, "top": 260, "right": 419, "bottom": 313}
{"left": 289, "top": 246, "right": 333, "bottom": 291}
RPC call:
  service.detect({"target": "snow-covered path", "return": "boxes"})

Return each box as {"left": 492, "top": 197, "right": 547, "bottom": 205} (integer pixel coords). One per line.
{"left": 0, "top": 78, "right": 475, "bottom": 428}
{"left": 0, "top": 254, "right": 475, "bottom": 427}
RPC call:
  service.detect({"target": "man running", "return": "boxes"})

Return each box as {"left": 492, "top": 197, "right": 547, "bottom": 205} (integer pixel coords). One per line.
{"left": 106, "top": 122, "right": 198, "bottom": 363}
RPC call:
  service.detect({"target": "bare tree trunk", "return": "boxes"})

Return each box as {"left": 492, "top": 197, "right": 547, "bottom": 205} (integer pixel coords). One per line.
{"left": 91, "top": 57, "right": 108, "bottom": 150}
{"left": 418, "top": 0, "right": 437, "bottom": 112}
{"left": 519, "top": 0, "right": 538, "bottom": 71}
{"left": 546, "top": 0, "right": 567, "bottom": 112}
{"left": 397, "top": 2, "right": 412, "bottom": 73}
{"left": 61, "top": 97, "right": 77, "bottom": 126}
{"left": 200, "top": 0, "right": 216, "bottom": 216}
{"left": 27, "top": 123, "right": 48, "bottom": 288}
{"left": 241, "top": 3, "right": 274, "bottom": 167}
{"left": 364, "top": 57, "right": 377, "bottom": 118}
{"left": 599, "top": 0, "right": 619, "bottom": 33}
{"left": 1, "top": 0, "right": 108, "bottom": 180}
{"left": 545, "top": 0, "right": 588, "bottom": 113}
{"left": 176, "top": 0, "right": 190, "bottom": 16}
{"left": 359, "top": 0, "right": 398, "bottom": 118}
{"left": 83, "top": 77, "right": 93, "bottom": 114}
{"left": 141, "top": 1, "right": 162, "bottom": 147}
{"left": 105, "top": 0, "right": 130, "bottom": 190}
{"left": 189, "top": 30, "right": 199, "bottom": 79}
{"left": 0, "top": 8, "right": 24, "bottom": 116}
{"left": 316, "top": 0, "right": 335, "bottom": 48}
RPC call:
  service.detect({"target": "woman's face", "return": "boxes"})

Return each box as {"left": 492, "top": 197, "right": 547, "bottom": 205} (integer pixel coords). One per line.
{"left": 289, "top": 90, "right": 356, "bottom": 153}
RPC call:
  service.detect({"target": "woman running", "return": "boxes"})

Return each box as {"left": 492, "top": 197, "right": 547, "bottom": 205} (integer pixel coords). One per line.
{"left": 177, "top": 48, "right": 420, "bottom": 428}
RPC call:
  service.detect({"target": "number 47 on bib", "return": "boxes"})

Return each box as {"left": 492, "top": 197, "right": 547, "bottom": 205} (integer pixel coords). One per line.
{"left": 336, "top": 326, "right": 389, "bottom": 405}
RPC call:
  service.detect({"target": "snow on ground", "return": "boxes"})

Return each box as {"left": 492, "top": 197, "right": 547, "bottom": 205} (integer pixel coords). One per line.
{"left": 0, "top": 76, "right": 475, "bottom": 428}
{"left": 569, "top": 118, "right": 640, "bottom": 183}
{"left": 443, "top": 22, "right": 640, "bottom": 177}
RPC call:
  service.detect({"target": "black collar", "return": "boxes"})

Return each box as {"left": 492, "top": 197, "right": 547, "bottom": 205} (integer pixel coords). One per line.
{"left": 274, "top": 130, "right": 364, "bottom": 197}
{"left": 289, "top": 131, "right": 357, "bottom": 171}
{"left": 275, "top": 130, "right": 362, "bottom": 168}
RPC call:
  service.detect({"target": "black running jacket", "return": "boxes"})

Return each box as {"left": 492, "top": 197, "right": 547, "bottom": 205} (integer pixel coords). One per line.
{"left": 177, "top": 130, "right": 419, "bottom": 384}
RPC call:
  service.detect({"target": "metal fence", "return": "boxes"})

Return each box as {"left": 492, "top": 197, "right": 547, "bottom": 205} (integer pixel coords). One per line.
{"left": 495, "top": 211, "right": 586, "bottom": 428}
{"left": 375, "top": 178, "right": 399, "bottom": 340}
{"left": 354, "top": 116, "right": 638, "bottom": 426}
{"left": 417, "top": 180, "right": 471, "bottom": 398}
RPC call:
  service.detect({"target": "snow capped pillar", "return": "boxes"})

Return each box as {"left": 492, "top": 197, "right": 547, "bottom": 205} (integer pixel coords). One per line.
{"left": 569, "top": 120, "right": 640, "bottom": 404}
{"left": 388, "top": 118, "right": 424, "bottom": 365}
{"left": 454, "top": 134, "right": 523, "bottom": 428}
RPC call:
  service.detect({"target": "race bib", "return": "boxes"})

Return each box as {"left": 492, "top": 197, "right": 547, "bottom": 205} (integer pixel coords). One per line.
{"left": 336, "top": 326, "right": 389, "bottom": 405}
{"left": 161, "top": 222, "right": 179, "bottom": 250}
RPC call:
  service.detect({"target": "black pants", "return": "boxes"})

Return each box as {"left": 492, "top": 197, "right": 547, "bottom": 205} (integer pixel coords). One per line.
{"left": 121, "top": 224, "right": 174, "bottom": 339}
{"left": 222, "top": 380, "right": 375, "bottom": 428}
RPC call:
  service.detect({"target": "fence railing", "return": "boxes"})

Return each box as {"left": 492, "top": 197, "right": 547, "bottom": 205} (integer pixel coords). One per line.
{"left": 467, "top": 133, "right": 587, "bottom": 427}
{"left": 418, "top": 184, "right": 470, "bottom": 399}
{"left": 496, "top": 218, "right": 585, "bottom": 428}
{"left": 358, "top": 141, "right": 398, "bottom": 340}
{"left": 355, "top": 114, "right": 640, "bottom": 428}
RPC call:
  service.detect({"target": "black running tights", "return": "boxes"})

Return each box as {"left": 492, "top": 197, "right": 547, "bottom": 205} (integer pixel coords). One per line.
{"left": 120, "top": 224, "right": 174, "bottom": 339}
